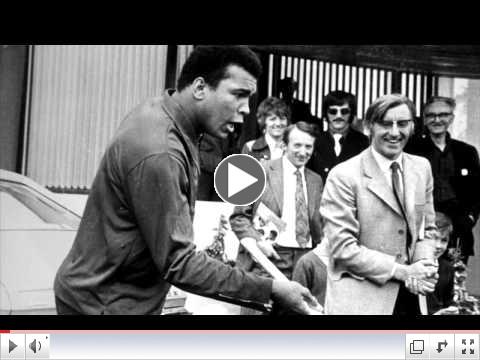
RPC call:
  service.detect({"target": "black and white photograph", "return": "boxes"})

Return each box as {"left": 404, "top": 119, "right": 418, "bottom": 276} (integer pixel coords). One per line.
{"left": 1, "top": 45, "right": 479, "bottom": 316}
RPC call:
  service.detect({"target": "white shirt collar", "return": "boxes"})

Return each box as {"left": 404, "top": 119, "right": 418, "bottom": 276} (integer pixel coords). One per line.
{"left": 370, "top": 146, "right": 404, "bottom": 173}
{"left": 282, "top": 155, "right": 305, "bottom": 176}
{"left": 265, "top": 132, "right": 283, "bottom": 149}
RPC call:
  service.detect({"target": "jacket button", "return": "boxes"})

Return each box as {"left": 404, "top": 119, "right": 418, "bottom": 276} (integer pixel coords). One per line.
{"left": 398, "top": 229, "right": 405, "bottom": 235}
{"left": 395, "top": 253, "right": 403, "bottom": 261}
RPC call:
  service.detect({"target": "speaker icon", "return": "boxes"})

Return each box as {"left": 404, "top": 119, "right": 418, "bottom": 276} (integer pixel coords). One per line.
{"left": 29, "top": 338, "right": 41, "bottom": 354}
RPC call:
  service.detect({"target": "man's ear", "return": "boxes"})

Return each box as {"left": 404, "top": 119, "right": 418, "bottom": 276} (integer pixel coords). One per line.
{"left": 192, "top": 77, "right": 207, "bottom": 100}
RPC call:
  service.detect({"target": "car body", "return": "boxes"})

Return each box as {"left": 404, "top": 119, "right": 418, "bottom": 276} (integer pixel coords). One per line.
{"left": 0, "top": 169, "right": 81, "bottom": 314}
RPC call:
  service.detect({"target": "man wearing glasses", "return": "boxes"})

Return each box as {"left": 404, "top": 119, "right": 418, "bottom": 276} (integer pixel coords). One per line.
{"left": 320, "top": 94, "right": 438, "bottom": 314}
{"left": 406, "top": 96, "right": 480, "bottom": 265}
{"left": 307, "top": 91, "right": 369, "bottom": 183}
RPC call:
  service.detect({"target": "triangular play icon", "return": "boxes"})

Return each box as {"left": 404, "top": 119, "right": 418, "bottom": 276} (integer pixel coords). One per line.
{"left": 9, "top": 339, "right": 17, "bottom": 353}
{"left": 227, "top": 163, "right": 258, "bottom": 197}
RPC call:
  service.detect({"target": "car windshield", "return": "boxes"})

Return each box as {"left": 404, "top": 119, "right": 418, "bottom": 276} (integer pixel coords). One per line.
{"left": 0, "top": 180, "right": 80, "bottom": 230}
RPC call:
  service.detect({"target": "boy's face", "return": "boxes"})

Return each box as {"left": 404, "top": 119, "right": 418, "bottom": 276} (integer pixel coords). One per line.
{"left": 434, "top": 229, "right": 450, "bottom": 258}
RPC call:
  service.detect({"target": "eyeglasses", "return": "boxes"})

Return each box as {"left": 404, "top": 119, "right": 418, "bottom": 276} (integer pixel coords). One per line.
{"left": 424, "top": 112, "right": 453, "bottom": 121}
{"left": 376, "top": 119, "right": 412, "bottom": 129}
{"left": 327, "top": 107, "right": 351, "bottom": 116}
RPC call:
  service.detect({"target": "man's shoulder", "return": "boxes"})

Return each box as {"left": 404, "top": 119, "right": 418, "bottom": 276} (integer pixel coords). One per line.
{"left": 404, "top": 152, "right": 432, "bottom": 176}
{"left": 109, "top": 96, "right": 180, "bottom": 171}
{"left": 305, "top": 167, "right": 323, "bottom": 185}
{"left": 450, "top": 137, "right": 478, "bottom": 155}
{"left": 326, "top": 149, "right": 366, "bottom": 182}
{"left": 349, "top": 128, "right": 369, "bottom": 142}
{"left": 334, "top": 149, "right": 365, "bottom": 170}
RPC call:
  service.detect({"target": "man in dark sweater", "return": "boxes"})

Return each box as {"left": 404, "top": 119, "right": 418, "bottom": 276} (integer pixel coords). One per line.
{"left": 406, "top": 96, "right": 480, "bottom": 264}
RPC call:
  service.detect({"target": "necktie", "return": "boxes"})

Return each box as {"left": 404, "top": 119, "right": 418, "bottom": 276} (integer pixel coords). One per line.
{"left": 390, "top": 162, "right": 404, "bottom": 211}
{"left": 333, "top": 134, "right": 342, "bottom": 157}
{"left": 295, "top": 170, "right": 310, "bottom": 248}
{"left": 391, "top": 161, "right": 411, "bottom": 247}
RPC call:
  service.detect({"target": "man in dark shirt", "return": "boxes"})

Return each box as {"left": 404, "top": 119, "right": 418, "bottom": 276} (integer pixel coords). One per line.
{"left": 278, "top": 77, "right": 316, "bottom": 125}
{"left": 307, "top": 91, "right": 369, "bottom": 183}
{"left": 406, "top": 96, "right": 480, "bottom": 264}
{"left": 54, "top": 45, "right": 317, "bottom": 315}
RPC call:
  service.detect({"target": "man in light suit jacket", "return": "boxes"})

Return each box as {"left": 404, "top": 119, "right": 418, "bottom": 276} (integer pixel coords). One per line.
{"left": 320, "top": 94, "right": 439, "bottom": 315}
{"left": 230, "top": 122, "right": 324, "bottom": 310}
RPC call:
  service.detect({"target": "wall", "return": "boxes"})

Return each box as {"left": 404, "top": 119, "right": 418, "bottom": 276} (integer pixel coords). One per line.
{"left": 0, "top": 45, "right": 28, "bottom": 171}
{"left": 26, "top": 45, "right": 168, "bottom": 189}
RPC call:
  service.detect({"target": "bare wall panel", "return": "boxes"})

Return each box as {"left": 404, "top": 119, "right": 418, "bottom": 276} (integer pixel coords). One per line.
{"left": 26, "top": 45, "right": 168, "bottom": 190}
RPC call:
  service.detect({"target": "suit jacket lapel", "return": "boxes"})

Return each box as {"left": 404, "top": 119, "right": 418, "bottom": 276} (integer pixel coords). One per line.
{"left": 402, "top": 154, "right": 419, "bottom": 243}
{"left": 305, "top": 170, "right": 317, "bottom": 219}
{"left": 268, "top": 159, "right": 284, "bottom": 215}
{"left": 363, "top": 148, "right": 403, "bottom": 217}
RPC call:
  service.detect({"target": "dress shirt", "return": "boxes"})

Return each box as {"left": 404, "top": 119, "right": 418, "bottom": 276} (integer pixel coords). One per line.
{"left": 371, "top": 147, "right": 405, "bottom": 195}
{"left": 276, "top": 156, "right": 311, "bottom": 248}
{"left": 265, "top": 133, "right": 284, "bottom": 160}
{"left": 333, "top": 133, "right": 342, "bottom": 157}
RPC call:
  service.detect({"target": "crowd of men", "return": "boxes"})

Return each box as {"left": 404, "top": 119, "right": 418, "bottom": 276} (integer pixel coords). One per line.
{"left": 54, "top": 45, "right": 480, "bottom": 315}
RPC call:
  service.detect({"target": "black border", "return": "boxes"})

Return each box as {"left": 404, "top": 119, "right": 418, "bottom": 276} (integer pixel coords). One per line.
{"left": 1, "top": 315, "right": 478, "bottom": 330}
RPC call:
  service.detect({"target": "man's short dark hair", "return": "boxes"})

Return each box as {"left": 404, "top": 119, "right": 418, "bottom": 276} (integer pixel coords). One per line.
{"left": 177, "top": 46, "right": 262, "bottom": 91}
{"left": 365, "top": 93, "right": 416, "bottom": 126}
{"left": 256, "top": 97, "right": 291, "bottom": 130}
{"left": 435, "top": 211, "right": 453, "bottom": 234}
{"left": 283, "top": 121, "right": 317, "bottom": 145}
{"left": 278, "top": 77, "right": 298, "bottom": 96}
{"left": 323, "top": 90, "right": 357, "bottom": 123}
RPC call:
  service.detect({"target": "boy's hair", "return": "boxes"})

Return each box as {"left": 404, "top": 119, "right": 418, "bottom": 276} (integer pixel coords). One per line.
{"left": 435, "top": 211, "right": 453, "bottom": 235}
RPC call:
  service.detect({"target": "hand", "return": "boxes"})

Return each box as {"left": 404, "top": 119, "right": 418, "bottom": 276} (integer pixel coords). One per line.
{"left": 433, "top": 306, "right": 459, "bottom": 315}
{"left": 405, "top": 277, "right": 436, "bottom": 295}
{"left": 271, "top": 280, "right": 320, "bottom": 315}
{"left": 407, "top": 259, "right": 438, "bottom": 280}
{"left": 257, "top": 240, "right": 281, "bottom": 260}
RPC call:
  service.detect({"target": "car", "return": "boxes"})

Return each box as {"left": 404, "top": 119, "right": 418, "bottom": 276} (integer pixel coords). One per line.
{"left": 0, "top": 169, "right": 81, "bottom": 314}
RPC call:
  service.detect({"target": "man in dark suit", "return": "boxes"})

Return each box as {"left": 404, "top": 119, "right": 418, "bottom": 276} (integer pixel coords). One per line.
{"left": 307, "top": 91, "right": 369, "bottom": 183}
{"left": 278, "top": 77, "right": 316, "bottom": 125}
{"left": 406, "top": 96, "right": 480, "bottom": 264}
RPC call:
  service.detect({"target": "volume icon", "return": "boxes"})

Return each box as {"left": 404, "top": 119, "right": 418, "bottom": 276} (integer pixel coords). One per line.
{"left": 29, "top": 338, "right": 41, "bottom": 353}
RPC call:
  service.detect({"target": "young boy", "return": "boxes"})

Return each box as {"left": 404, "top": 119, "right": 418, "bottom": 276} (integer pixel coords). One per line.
{"left": 427, "top": 212, "right": 457, "bottom": 315}
{"left": 292, "top": 241, "right": 328, "bottom": 307}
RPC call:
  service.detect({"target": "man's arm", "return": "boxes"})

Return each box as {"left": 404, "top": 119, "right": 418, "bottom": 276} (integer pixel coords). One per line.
{"left": 229, "top": 204, "right": 262, "bottom": 242}
{"left": 125, "top": 150, "right": 315, "bottom": 313}
{"left": 127, "top": 152, "right": 272, "bottom": 304}
{"left": 467, "top": 146, "right": 480, "bottom": 223}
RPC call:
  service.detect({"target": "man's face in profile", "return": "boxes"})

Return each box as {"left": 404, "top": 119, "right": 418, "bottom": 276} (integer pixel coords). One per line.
{"left": 200, "top": 65, "right": 257, "bottom": 139}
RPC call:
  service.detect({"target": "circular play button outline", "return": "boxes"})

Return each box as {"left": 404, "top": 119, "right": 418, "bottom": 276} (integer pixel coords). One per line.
{"left": 214, "top": 154, "right": 266, "bottom": 206}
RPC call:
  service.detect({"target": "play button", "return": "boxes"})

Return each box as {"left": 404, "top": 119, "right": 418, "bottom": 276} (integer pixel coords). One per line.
{"left": 9, "top": 340, "right": 17, "bottom": 353}
{"left": 214, "top": 154, "right": 266, "bottom": 206}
